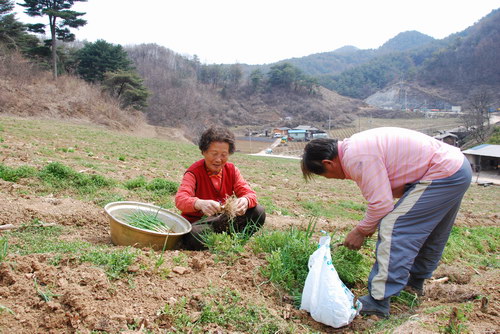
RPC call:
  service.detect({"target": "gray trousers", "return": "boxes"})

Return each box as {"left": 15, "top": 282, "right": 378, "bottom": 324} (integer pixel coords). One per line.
{"left": 369, "top": 159, "right": 472, "bottom": 300}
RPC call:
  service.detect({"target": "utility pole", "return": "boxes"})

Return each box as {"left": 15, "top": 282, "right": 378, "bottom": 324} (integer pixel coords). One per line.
{"left": 248, "top": 128, "right": 252, "bottom": 153}
{"left": 404, "top": 89, "right": 408, "bottom": 111}
{"left": 328, "top": 111, "right": 331, "bottom": 132}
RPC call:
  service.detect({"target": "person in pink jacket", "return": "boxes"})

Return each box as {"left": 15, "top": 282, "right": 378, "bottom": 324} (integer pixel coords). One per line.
{"left": 301, "top": 127, "right": 471, "bottom": 318}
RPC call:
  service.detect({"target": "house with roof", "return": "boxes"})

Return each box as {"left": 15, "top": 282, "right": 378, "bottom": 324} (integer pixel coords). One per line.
{"left": 462, "top": 144, "right": 500, "bottom": 172}
{"left": 272, "top": 127, "right": 290, "bottom": 137}
{"left": 289, "top": 125, "right": 327, "bottom": 141}
{"left": 434, "top": 132, "right": 459, "bottom": 147}
{"left": 288, "top": 128, "right": 307, "bottom": 141}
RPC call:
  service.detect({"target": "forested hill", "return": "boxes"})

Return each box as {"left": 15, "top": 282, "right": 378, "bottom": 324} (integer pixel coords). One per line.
{"left": 126, "top": 44, "right": 368, "bottom": 134}
{"left": 1, "top": 1, "right": 498, "bottom": 135}
{"left": 259, "top": 30, "right": 436, "bottom": 77}
{"left": 282, "top": 9, "right": 500, "bottom": 104}
{"left": 417, "top": 9, "right": 500, "bottom": 93}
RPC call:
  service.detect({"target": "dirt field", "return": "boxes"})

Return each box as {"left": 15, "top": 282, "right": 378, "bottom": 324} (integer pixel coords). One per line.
{"left": 0, "top": 116, "right": 498, "bottom": 333}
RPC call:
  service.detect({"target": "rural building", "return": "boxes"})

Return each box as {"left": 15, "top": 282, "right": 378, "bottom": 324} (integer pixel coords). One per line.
{"left": 312, "top": 132, "right": 328, "bottom": 139}
{"left": 434, "top": 132, "right": 459, "bottom": 146}
{"left": 288, "top": 129, "right": 307, "bottom": 141}
{"left": 292, "top": 125, "right": 328, "bottom": 141}
{"left": 272, "top": 127, "right": 290, "bottom": 136}
{"left": 462, "top": 144, "right": 500, "bottom": 172}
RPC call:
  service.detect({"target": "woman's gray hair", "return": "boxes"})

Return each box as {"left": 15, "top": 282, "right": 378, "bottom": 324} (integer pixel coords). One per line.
{"left": 198, "top": 126, "right": 236, "bottom": 154}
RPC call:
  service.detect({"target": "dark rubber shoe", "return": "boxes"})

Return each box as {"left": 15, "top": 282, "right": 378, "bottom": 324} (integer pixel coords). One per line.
{"left": 359, "top": 295, "right": 390, "bottom": 318}
{"left": 405, "top": 277, "right": 425, "bottom": 296}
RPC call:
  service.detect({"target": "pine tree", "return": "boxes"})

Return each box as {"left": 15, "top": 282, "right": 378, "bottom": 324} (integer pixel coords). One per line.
{"left": 18, "top": 0, "right": 87, "bottom": 79}
{"left": 76, "top": 39, "right": 132, "bottom": 82}
{"left": 103, "top": 70, "right": 150, "bottom": 111}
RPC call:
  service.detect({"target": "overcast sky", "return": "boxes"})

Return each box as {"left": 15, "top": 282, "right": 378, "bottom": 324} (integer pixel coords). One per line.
{"left": 14, "top": 0, "right": 500, "bottom": 65}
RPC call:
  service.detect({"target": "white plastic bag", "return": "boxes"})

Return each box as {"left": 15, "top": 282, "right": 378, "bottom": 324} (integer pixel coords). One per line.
{"left": 300, "top": 235, "right": 361, "bottom": 328}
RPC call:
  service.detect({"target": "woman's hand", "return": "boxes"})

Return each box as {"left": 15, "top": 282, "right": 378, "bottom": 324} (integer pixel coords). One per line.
{"left": 195, "top": 199, "right": 222, "bottom": 216}
{"left": 234, "top": 197, "right": 249, "bottom": 216}
{"left": 343, "top": 226, "right": 367, "bottom": 250}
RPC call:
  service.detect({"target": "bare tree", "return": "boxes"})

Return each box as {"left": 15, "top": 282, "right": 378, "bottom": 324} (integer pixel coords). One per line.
{"left": 461, "top": 91, "right": 492, "bottom": 143}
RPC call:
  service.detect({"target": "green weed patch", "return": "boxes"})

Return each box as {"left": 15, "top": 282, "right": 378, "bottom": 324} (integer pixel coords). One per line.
{"left": 0, "top": 237, "right": 8, "bottom": 263}
{"left": 123, "top": 175, "right": 147, "bottom": 189}
{"left": 251, "top": 223, "right": 317, "bottom": 302}
{"left": 157, "top": 287, "right": 295, "bottom": 333}
{"left": 145, "top": 177, "right": 179, "bottom": 194}
{"left": 80, "top": 248, "right": 137, "bottom": 279}
{"left": 442, "top": 226, "right": 499, "bottom": 267}
{"left": 123, "top": 176, "right": 178, "bottom": 207}
{"left": 9, "top": 220, "right": 137, "bottom": 279}
{"left": 198, "top": 218, "right": 265, "bottom": 264}
{"left": 331, "top": 244, "right": 371, "bottom": 287}
{"left": 300, "top": 200, "right": 364, "bottom": 220}
{"left": 199, "top": 287, "right": 283, "bottom": 332}
{"left": 201, "top": 232, "right": 245, "bottom": 264}
{"left": 0, "top": 164, "right": 37, "bottom": 182}
{"left": 252, "top": 223, "right": 373, "bottom": 303}
{"left": 38, "top": 162, "right": 114, "bottom": 194}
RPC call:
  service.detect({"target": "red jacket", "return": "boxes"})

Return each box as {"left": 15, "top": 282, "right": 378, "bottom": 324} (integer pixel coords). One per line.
{"left": 176, "top": 159, "right": 257, "bottom": 223}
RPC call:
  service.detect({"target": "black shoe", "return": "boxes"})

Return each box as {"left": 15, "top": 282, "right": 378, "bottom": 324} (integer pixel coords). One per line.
{"left": 405, "top": 276, "right": 425, "bottom": 296}
{"left": 359, "top": 295, "right": 390, "bottom": 318}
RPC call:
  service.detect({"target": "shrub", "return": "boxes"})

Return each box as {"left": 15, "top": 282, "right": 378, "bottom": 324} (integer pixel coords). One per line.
{"left": 146, "top": 178, "right": 178, "bottom": 194}
{"left": 38, "top": 162, "right": 113, "bottom": 193}
{"left": 123, "top": 175, "right": 147, "bottom": 190}
{"left": 0, "top": 164, "right": 37, "bottom": 182}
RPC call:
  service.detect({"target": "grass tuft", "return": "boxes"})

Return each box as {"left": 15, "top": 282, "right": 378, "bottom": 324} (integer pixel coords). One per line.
{"left": 157, "top": 286, "right": 295, "bottom": 333}
{"left": 0, "top": 237, "right": 8, "bottom": 263}
{"left": 80, "top": 247, "right": 137, "bottom": 279}
{"left": 331, "top": 244, "right": 372, "bottom": 287}
{"left": 201, "top": 232, "right": 245, "bottom": 264}
{"left": 443, "top": 226, "right": 499, "bottom": 267}
{"left": 10, "top": 219, "right": 137, "bottom": 279}
{"left": 251, "top": 219, "right": 318, "bottom": 303}
{"left": 123, "top": 175, "right": 147, "bottom": 190}
{"left": 0, "top": 164, "right": 37, "bottom": 182}
{"left": 38, "top": 162, "right": 114, "bottom": 194}
{"left": 145, "top": 178, "right": 179, "bottom": 194}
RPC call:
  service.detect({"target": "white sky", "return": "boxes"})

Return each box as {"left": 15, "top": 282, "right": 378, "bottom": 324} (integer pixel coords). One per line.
{"left": 14, "top": 0, "right": 500, "bottom": 65}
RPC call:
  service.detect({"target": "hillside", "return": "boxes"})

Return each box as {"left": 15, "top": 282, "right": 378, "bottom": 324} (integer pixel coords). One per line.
{"left": 2, "top": 5, "right": 499, "bottom": 135}
{"left": 377, "top": 31, "right": 435, "bottom": 54}
{"left": 271, "top": 9, "right": 500, "bottom": 108}
{"left": 0, "top": 50, "right": 144, "bottom": 130}
{"left": 365, "top": 9, "right": 500, "bottom": 109}
{"left": 416, "top": 8, "right": 500, "bottom": 104}
{"left": 0, "top": 49, "right": 195, "bottom": 142}
{"left": 126, "top": 44, "right": 370, "bottom": 134}
{"left": 365, "top": 83, "right": 454, "bottom": 111}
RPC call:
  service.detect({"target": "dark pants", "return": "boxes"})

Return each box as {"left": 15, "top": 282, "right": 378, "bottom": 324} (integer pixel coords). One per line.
{"left": 181, "top": 205, "right": 266, "bottom": 251}
{"left": 369, "top": 159, "right": 472, "bottom": 300}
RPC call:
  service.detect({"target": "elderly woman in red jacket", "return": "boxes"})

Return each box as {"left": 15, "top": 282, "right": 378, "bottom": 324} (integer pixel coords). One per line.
{"left": 175, "top": 126, "right": 266, "bottom": 250}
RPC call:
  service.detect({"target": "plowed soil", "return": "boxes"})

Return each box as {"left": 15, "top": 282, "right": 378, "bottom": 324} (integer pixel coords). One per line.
{"left": 0, "top": 118, "right": 498, "bottom": 334}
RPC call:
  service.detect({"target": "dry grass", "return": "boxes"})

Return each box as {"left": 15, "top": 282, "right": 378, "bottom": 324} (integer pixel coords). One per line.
{"left": 0, "top": 49, "right": 44, "bottom": 85}
{"left": 0, "top": 49, "right": 147, "bottom": 131}
{"left": 221, "top": 194, "right": 239, "bottom": 219}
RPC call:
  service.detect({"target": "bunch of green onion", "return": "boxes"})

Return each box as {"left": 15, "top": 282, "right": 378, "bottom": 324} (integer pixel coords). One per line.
{"left": 121, "top": 210, "right": 171, "bottom": 233}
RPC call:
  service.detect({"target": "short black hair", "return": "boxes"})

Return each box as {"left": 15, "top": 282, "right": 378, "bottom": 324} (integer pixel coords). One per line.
{"left": 301, "top": 138, "right": 339, "bottom": 181}
{"left": 198, "top": 126, "right": 236, "bottom": 154}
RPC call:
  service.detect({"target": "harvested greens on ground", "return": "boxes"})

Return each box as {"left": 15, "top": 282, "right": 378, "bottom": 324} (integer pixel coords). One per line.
{"left": 120, "top": 210, "right": 171, "bottom": 233}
